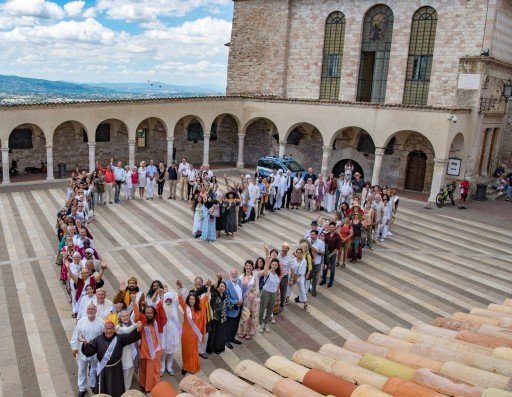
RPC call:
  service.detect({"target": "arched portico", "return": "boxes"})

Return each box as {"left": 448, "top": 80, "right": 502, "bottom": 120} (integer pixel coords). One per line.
{"left": 239, "top": 118, "right": 279, "bottom": 168}
{"left": 173, "top": 115, "right": 206, "bottom": 167}
{"left": 95, "top": 119, "right": 129, "bottom": 170}
{"left": 208, "top": 113, "right": 239, "bottom": 165}
{"left": 282, "top": 123, "right": 324, "bottom": 174}
{"left": 134, "top": 117, "right": 168, "bottom": 168}
{"left": 53, "top": 121, "right": 89, "bottom": 177}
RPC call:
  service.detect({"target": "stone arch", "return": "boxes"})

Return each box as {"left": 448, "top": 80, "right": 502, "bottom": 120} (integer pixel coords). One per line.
{"left": 173, "top": 115, "right": 206, "bottom": 166}
{"left": 242, "top": 117, "right": 279, "bottom": 166}
{"left": 332, "top": 159, "right": 365, "bottom": 179}
{"left": 8, "top": 123, "right": 47, "bottom": 173}
{"left": 96, "top": 118, "right": 129, "bottom": 165}
{"left": 53, "top": 120, "right": 89, "bottom": 173}
{"left": 283, "top": 123, "right": 324, "bottom": 172}
{"left": 135, "top": 117, "right": 168, "bottom": 166}
{"left": 385, "top": 130, "right": 436, "bottom": 192}
{"left": 209, "top": 113, "right": 240, "bottom": 164}
{"left": 329, "top": 126, "right": 375, "bottom": 181}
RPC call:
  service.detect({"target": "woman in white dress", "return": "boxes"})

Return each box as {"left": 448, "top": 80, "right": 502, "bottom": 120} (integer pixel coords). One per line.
{"left": 293, "top": 247, "right": 308, "bottom": 312}
{"left": 123, "top": 166, "right": 133, "bottom": 200}
{"left": 192, "top": 196, "right": 204, "bottom": 238}
{"left": 137, "top": 161, "right": 147, "bottom": 199}
{"left": 116, "top": 310, "right": 139, "bottom": 392}
{"left": 324, "top": 173, "right": 336, "bottom": 213}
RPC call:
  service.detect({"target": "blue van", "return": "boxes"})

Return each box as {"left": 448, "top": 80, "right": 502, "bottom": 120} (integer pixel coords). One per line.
{"left": 256, "top": 156, "right": 305, "bottom": 178}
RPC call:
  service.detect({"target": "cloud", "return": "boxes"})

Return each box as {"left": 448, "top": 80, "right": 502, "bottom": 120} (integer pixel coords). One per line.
{"left": 64, "top": 1, "right": 85, "bottom": 17}
{"left": 96, "top": 0, "right": 230, "bottom": 23}
{"left": 2, "top": 0, "right": 64, "bottom": 20}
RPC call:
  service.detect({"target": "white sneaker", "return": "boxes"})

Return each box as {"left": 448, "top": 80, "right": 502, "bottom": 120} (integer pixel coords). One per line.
{"left": 259, "top": 327, "right": 264, "bottom": 333}
{"left": 265, "top": 324, "right": 270, "bottom": 333}
{"left": 387, "top": 232, "right": 393, "bottom": 236}
{"left": 160, "top": 371, "right": 164, "bottom": 377}
{"left": 379, "top": 238, "right": 384, "bottom": 242}
{"left": 167, "top": 369, "right": 174, "bottom": 376}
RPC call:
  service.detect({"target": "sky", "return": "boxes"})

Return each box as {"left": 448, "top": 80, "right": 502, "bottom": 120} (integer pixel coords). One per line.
{"left": 0, "top": 0, "right": 233, "bottom": 87}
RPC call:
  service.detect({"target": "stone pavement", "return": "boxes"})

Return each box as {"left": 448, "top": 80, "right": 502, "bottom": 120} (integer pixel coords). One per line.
{"left": 0, "top": 178, "right": 511, "bottom": 396}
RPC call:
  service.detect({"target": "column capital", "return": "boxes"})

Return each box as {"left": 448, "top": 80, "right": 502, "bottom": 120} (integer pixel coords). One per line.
{"left": 45, "top": 144, "right": 53, "bottom": 149}
{"left": 322, "top": 145, "right": 331, "bottom": 153}
{"left": 203, "top": 133, "right": 211, "bottom": 138}
{"left": 87, "top": 142, "right": 96, "bottom": 147}
{"left": 166, "top": 136, "right": 175, "bottom": 142}
{"left": 434, "top": 157, "right": 449, "bottom": 164}
{"left": 237, "top": 133, "right": 245, "bottom": 139}
{"left": 374, "top": 148, "right": 385, "bottom": 156}
{"left": 279, "top": 140, "right": 286, "bottom": 145}
{"left": 128, "top": 139, "right": 136, "bottom": 145}
{"left": 1, "top": 147, "right": 9, "bottom": 153}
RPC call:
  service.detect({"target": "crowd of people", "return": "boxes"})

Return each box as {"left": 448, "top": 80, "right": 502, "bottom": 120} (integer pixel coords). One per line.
{"left": 55, "top": 154, "right": 410, "bottom": 397}
{"left": 493, "top": 164, "right": 512, "bottom": 202}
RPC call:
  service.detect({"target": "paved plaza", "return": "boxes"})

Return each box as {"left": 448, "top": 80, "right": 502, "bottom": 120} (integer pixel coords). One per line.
{"left": 0, "top": 177, "right": 511, "bottom": 396}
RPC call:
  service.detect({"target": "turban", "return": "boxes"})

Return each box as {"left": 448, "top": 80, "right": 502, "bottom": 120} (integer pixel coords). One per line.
{"left": 127, "top": 277, "right": 138, "bottom": 284}
{"left": 163, "top": 291, "right": 175, "bottom": 301}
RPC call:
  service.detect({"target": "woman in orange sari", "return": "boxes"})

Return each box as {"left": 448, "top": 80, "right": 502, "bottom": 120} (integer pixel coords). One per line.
{"left": 176, "top": 279, "right": 210, "bottom": 375}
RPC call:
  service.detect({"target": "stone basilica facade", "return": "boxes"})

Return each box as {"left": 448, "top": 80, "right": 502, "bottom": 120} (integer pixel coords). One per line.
{"left": 1, "top": 0, "right": 512, "bottom": 201}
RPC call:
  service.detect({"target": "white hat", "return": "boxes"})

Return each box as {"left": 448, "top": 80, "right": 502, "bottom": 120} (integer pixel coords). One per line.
{"left": 245, "top": 174, "right": 251, "bottom": 179}
{"left": 85, "top": 248, "right": 94, "bottom": 254}
{"left": 278, "top": 169, "right": 283, "bottom": 173}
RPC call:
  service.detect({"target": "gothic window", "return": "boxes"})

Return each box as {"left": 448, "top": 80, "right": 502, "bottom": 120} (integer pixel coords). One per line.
{"left": 137, "top": 128, "right": 148, "bottom": 148}
{"left": 95, "top": 124, "right": 110, "bottom": 142}
{"left": 356, "top": 133, "right": 376, "bottom": 154}
{"left": 356, "top": 5, "right": 394, "bottom": 103}
{"left": 187, "top": 121, "right": 204, "bottom": 142}
{"left": 320, "top": 12, "right": 346, "bottom": 100}
{"left": 287, "top": 128, "right": 302, "bottom": 145}
{"left": 403, "top": 7, "right": 437, "bottom": 105}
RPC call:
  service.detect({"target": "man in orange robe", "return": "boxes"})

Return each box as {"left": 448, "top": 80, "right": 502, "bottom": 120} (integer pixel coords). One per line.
{"left": 133, "top": 292, "right": 167, "bottom": 393}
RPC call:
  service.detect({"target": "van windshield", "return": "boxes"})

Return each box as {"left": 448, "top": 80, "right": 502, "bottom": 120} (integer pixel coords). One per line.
{"left": 283, "top": 161, "right": 303, "bottom": 172}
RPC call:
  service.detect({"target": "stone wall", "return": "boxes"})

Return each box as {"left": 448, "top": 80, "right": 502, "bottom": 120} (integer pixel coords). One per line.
{"left": 491, "top": 0, "right": 512, "bottom": 64}
{"left": 227, "top": 0, "right": 492, "bottom": 106}
{"left": 397, "top": 134, "right": 435, "bottom": 193}
{"left": 209, "top": 115, "right": 238, "bottom": 164}
{"left": 134, "top": 120, "right": 167, "bottom": 167}
{"left": 284, "top": 129, "right": 323, "bottom": 173}
{"left": 173, "top": 119, "right": 204, "bottom": 167}
{"left": 53, "top": 121, "right": 88, "bottom": 171}
{"left": 244, "top": 119, "right": 279, "bottom": 166}
{"left": 226, "top": 0, "right": 291, "bottom": 96}
{"left": 9, "top": 127, "right": 47, "bottom": 172}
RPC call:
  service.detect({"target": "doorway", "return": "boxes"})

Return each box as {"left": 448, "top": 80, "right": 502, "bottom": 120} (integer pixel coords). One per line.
{"left": 405, "top": 150, "right": 427, "bottom": 191}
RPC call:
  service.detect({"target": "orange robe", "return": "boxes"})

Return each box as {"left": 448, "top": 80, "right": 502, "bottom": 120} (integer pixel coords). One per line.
{"left": 134, "top": 301, "right": 167, "bottom": 392}
{"left": 179, "top": 294, "right": 208, "bottom": 374}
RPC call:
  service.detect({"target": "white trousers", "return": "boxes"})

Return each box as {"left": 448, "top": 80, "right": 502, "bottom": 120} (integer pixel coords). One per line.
{"left": 245, "top": 204, "right": 253, "bottom": 219}
{"left": 146, "top": 177, "right": 156, "bottom": 198}
{"left": 378, "top": 222, "right": 388, "bottom": 240}
{"left": 198, "top": 332, "right": 209, "bottom": 354}
{"left": 160, "top": 353, "right": 174, "bottom": 372}
{"left": 78, "top": 357, "right": 98, "bottom": 391}
{"left": 297, "top": 277, "right": 307, "bottom": 302}
{"left": 123, "top": 366, "right": 134, "bottom": 392}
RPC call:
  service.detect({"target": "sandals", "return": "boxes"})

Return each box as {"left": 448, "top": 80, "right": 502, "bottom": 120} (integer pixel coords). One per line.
{"left": 341, "top": 263, "right": 346, "bottom": 268}
{"left": 303, "top": 304, "right": 308, "bottom": 312}
{"left": 336, "top": 262, "right": 340, "bottom": 267}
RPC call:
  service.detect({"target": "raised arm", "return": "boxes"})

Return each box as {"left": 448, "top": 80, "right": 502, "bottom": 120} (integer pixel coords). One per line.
{"left": 65, "top": 261, "right": 79, "bottom": 284}
{"left": 93, "top": 261, "right": 107, "bottom": 282}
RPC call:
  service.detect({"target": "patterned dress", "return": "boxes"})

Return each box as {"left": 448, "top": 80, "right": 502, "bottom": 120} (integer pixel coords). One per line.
{"left": 237, "top": 271, "right": 260, "bottom": 337}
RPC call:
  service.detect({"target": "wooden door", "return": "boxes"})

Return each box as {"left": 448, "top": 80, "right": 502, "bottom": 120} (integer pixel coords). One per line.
{"left": 405, "top": 151, "right": 427, "bottom": 191}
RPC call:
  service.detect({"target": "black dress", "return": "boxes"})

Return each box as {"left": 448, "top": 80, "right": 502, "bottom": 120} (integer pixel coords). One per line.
{"left": 82, "top": 329, "right": 140, "bottom": 397}
{"left": 206, "top": 287, "right": 228, "bottom": 354}
{"left": 225, "top": 202, "right": 237, "bottom": 234}
{"left": 216, "top": 202, "right": 227, "bottom": 231}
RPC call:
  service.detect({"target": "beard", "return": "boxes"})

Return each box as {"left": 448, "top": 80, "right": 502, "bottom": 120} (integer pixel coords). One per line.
{"left": 128, "top": 286, "right": 136, "bottom": 291}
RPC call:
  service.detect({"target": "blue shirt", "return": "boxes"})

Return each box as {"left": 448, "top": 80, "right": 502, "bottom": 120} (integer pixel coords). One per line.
{"left": 110, "top": 163, "right": 126, "bottom": 182}
{"left": 257, "top": 182, "right": 266, "bottom": 198}
{"left": 146, "top": 164, "right": 158, "bottom": 177}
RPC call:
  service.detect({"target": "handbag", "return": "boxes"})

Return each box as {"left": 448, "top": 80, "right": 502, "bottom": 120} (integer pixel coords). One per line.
{"left": 240, "top": 306, "right": 251, "bottom": 322}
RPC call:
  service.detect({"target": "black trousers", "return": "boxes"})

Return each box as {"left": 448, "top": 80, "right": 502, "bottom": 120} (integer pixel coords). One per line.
{"left": 282, "top": 186, "right": 293, "bottom": 208}
{"left": 225, "top": 310, "right": 242, "bottom": 341}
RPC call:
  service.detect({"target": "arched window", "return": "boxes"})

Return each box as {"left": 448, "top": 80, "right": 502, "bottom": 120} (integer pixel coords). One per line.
{"left": 356, "top": 5, "right": 394, "bottom": 103}
{"left": 320, "top": 12, "right": 346, "bottom": 100}
{"left": 403, "top": 7, "right": 438, "bottom": 105}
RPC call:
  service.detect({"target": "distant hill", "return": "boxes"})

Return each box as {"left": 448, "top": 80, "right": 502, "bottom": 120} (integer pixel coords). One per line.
{"left": 0, "top": 74, "right": 225, "bottom": 104}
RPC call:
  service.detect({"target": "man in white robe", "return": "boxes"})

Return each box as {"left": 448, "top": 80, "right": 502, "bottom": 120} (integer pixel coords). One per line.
{"left": 246, "top": 175, "right": 256, "bottom": 219}
{"left": 71, "top": 304, "right": 105, "bottom": 397}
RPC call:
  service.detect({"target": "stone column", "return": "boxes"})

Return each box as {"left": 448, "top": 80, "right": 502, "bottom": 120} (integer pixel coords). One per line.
{"left": 279, "top": 140, "right": 286, "bottom": 157}
{"left": 203, "top": 133, "right": 211, "bottom": 166}
{"left": 46, "top": 145, "right": 54, "bottom": 180}
{"left": 1, "top": 147, "right": 10, "bottom": 185}
{"left": 321, "top": 146, "right": 331, "bottom": 176}
{"left": 428, "top": 158, "right": 448, "bottom": 203}
{"left": 87, "top": 142, "right": 96, "bottom": 173}
{"left": 128, "top": 140, "right": 136, "bottom": 168}
{"left": 167, "top": 137, "right": 174, "bottom": 166}
{"left": 237, "top": 134, "right": 245, "bottom": 168}
{"left": 371, "top": 148, "right": 385, "bottom": 186}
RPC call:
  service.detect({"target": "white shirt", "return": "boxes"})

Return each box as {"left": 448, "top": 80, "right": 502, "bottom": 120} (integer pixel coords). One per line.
{"left": 311, "top": 239, "right": 325, "bottom": 265}
{"left": 261, "top": 272, "right": 280, "bottom": 293}
{"left": 77, "top": 295, "right": 97, "bottom": 320}
{"left": 94, "top": 299, "right": 113, "bottom": 320}
{"left": 247, "top": 182, "right": 256, "bottom": 206}
{"left": 230, "top": 279, "right": 243, "bottom": 300}
{"left": 295, "top": 258, "right": 307, "bottom": 281}
{"left": 187, "top": 168, "right": 198, "bottom": 182}
{"left": 278, "top": 253, "right": 295, "bottom": 276}
{"left": 70, "top": 316, "right": 105, "bottom": 361}
{"left": 178, "top": 163, "right": 189, "bottom": 176}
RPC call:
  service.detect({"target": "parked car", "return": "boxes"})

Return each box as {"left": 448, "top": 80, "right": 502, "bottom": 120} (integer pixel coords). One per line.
{"left": 256, "top": 156, "right": 305, "bottom": 178}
